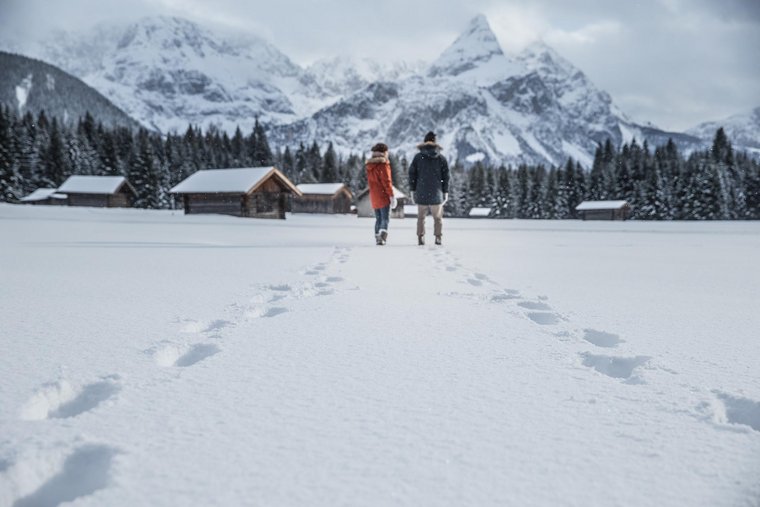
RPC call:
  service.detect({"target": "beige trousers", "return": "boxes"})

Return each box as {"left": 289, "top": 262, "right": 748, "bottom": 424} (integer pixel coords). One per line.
{"left": 417, "top": 204, "right": 443, "bottom": 237}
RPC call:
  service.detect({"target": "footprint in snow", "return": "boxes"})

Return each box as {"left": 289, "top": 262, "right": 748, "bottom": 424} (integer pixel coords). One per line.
{"left": 710, "top": 392, "right": 760, "bottom": 432}
{"left": 20, "top": 376, "right": 121, "bottom": 421}
{"left": 579, "top": 353, "right": 650, "bottom": 382}
{"left": 268, "top": 284, "right": 292, "bottom": 292}
{"left": 490, "top": 289, "right": 521, "bottom": 302}
{"left": 582, "top": 329, "right": 624, "bottom": 348}
{"left": 526, "top": 312, "right": 561, "bottom": 325}
{"left": 262, "top": 307, "right": 289, "bottom": 318}
{"left": 153, "top": 343, "right": 220, "bottom": 368}
{"left": 10, "top": 444, "right": 117, "bottom": 507}
{"left": 518, "top": 301, "right": 553, "bottom": 311}
{"left": 325, "top": 276, "right": 343, "bottom": 283}
{"left": 466, "top": 277, "right": 483, "bottom": 287}
{"left": 202, "top": 319, "right": 234, "bottom": 334}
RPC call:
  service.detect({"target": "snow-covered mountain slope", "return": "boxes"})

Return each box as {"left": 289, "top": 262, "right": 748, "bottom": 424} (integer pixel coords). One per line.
{"left": 305, "top": 56, "right": 426, "bottom": 98}
{"left": 687, "top": 107, "right": 760, "bottom": 155}
{"left": 0, "top": 51, "right": 139, "bottom": 129}
{"left": 271, "top": 15, "right": 703, "bottom": 167}
{"left": 3, "top": 14, "right": 751, "bottom": 166}
{"left": 7, "top": 16, "right": 336, "bottom": 133}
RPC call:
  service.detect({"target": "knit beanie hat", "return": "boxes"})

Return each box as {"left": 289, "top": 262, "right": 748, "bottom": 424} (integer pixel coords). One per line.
{"left": 424, "top": 131, "right": 436, "bottom": 143}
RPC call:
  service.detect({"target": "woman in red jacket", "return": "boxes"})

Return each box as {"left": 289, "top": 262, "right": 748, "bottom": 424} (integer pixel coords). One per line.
{"left": 366, "top": 143, "right": 397, "bottom": 245}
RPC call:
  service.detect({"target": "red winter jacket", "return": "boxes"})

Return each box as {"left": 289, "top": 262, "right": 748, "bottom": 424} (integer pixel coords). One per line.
{"left": 366, "top": 156, "right": 394, "bottom": 209}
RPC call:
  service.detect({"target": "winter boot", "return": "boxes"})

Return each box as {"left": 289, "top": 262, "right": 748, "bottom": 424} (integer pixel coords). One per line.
{"left": 418, "top": 235, "right": 425, "bottom": 246}
{"left": 435, "top": 235, "right": 442, "bottom": 246}
{"left": 379, "top": 230, "right": 388, "bottom": 245}
{"left": 375, "top": 233, "right": 383, "bottom": 245}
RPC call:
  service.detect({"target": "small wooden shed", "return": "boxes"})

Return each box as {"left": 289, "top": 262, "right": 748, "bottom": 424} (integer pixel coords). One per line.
{"left": 170, "top": 167, "right": 301, "bottom": 219}
{"left": 575, "top": 200, "right": 632, "bottom": 221}
{"left": 468, "top": 207, "right": 493, "bottom": 218}
{"left": 19, "top": 188, "right": 68, "bottom": 206}
{"left": 57, "top": 175, "right": 137, "bottom": 208}
{"left": 292, "top": 183, "right": 353, "bottom": 214}
{"left": 355, "top": 186, "right": 408, "bottom": 219}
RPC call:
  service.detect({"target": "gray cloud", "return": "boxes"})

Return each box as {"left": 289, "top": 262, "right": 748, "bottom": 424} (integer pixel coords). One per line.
{"left": 0, "top": 0, "right": 757, "bottom": 131}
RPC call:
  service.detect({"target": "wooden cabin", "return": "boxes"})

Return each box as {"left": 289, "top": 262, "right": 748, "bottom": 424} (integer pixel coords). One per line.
{"left": 468, "top": 207, "right": 493, "bottom": 218}
{"left": 292, "top": 183, "right": 353, "bottom": 214}
{"left": 575, "top": 200, "right": 632, "bottom": 221}
{"left": 170, "top": 167, "right": 301, "bottom": 219}
{"left": 57, "top": 175, "right": 137, "bottom": 208}
{"left": 355, "top": 186, "right": 408, "bottom": 219}
{"left": 19, "top": 188, "right": 67, "bottom": 206}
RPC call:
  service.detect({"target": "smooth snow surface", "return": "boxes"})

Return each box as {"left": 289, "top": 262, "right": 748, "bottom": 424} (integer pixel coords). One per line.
{"left": 19, "top": 189, "right": 58, "bottom": 202}
{"left": 1, "top": 204, "right": 759, "bottom": 506}
{"left": 576, "top": 200, "right": 629, "bottom": 211}
{"left": 296, "top": 183, "right": 346, "bottom": 195}
{"left": 169, "top": 167, "right": 276, "bottom": 194}
{"left": 57, "top": 176, "right": 128, "bottom": 195}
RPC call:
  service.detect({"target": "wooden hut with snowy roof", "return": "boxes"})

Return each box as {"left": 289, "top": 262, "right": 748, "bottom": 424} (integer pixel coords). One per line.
{"left": 292, "top": 183, "right": 353, "bottom": 214}
{"left": 19, "top": 188, "right": 67, "bottom": 206}
{"left": 355, "top": 186, "right": 407, "bottom": 219}
{"left": 57, "top": 175, "right": 137, "bottom": 208}
{"left": 575, "top": 200, "right": 632, "bottom": 221}
{"left": 170, "top": 167, "right": 301, "bottom": 219}
{"left": 468, "top": 207, "right": 493, "bottom": 218}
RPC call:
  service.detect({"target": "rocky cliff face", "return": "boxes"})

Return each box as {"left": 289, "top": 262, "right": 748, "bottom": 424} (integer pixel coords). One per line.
{"left": 6, "top": 14, "right": 748, "bottom": 166}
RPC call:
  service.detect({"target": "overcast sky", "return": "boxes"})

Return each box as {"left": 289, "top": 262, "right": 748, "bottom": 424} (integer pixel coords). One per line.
{"left": 2, "top": 0, "right": 758, "bottom": 131}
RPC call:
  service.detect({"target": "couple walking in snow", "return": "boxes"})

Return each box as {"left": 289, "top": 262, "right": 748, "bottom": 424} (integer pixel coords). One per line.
{"left": 365, "top": 131, "right": 450, "bottom": 246}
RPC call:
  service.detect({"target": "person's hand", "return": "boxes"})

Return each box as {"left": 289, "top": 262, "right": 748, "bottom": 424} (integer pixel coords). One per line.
{"left": 443, "top": 192, "right": 449, "bottom": 204}
{"left": 390, "top": 196, "right": 398, "bottom": 210}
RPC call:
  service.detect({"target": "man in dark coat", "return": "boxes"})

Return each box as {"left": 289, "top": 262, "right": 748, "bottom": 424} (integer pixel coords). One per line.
{"left": 409, "top": 131, "right": 450, "bottom": 245}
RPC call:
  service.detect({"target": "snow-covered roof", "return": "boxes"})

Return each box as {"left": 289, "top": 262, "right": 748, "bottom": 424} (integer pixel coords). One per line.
{"left": 296, "top": 183, "right": 347, "bottom": 196}
{"left": 170, "top": 167, "right": 300, "bottom": 195}
{"left": 57, "top": 176, "right": 130, "bottom": 195}
{"left": 469, "top": 207, "right": 492, "bottom": 217}
{"left": 575, "top": 200, "right": 629, "bottom": 211}
{"left": 20, "top": 188, "right": 61, "bottom": 202}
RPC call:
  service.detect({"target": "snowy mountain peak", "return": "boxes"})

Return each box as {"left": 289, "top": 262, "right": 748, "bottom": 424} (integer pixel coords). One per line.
{"left": 517, "top": 40, "right": 579, "bottom": 81}
{"left": 428, "top": 14, "right": 510, "bottom": 79}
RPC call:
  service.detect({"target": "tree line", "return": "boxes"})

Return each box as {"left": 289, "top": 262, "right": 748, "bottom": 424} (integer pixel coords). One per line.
{"left": 1, "top": 105, "right": 758, "bottom": 219}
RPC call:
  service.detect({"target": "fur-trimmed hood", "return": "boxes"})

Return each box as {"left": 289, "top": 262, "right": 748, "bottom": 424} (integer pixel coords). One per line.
{"left": 366, "top": 153, "right": 389, "bottom": 164}
{"left": 417, "top": 141, "right": 443, "bottom": 151}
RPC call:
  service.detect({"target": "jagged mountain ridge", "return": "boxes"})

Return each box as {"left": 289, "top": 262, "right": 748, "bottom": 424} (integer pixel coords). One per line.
{"left": 4, "top": 17, "right": 338, "bottom": 133}
{"left": 271, "top": 15, "right": 703, "bottom": 166}
{"left": 0, "top": 51, "right": 139, "bottom": 129}
{"left": 687, "top": 106, "right": 760, "bottom": 156}
{"left": 4, "top": 14, "right": 752, "bottom": 166}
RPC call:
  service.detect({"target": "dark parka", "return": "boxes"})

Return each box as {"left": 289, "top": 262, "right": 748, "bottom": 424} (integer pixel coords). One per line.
{"left": 408, "top": 142, "right": 450, "bottom": 205}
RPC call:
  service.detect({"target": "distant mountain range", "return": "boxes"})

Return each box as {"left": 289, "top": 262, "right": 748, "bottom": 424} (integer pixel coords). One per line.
{"left": 0, "top": 51, "right": 139, "bottom": 129}
{"left": 2, "top": 15, "right": 757, "bottom": 166}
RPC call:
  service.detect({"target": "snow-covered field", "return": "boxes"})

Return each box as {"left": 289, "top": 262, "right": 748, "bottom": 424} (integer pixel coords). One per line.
{"left": 1, "top": 203, "right": 759, "bottom": 506}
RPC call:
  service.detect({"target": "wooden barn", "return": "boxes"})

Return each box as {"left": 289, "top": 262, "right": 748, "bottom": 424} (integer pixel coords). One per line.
{"left": 575, "top": 200, "right": 632, "bottom": 221}
{"left": 19, "top": 188, "right": 67, "bottom": 206}
{"left": 170, "top": 167, "right": 301, "bottom": 219}
{"left": 355, "top": 186, "right": 408, "bottom": 219}
{"left": 57, "top": 175, "right": 137, "bottom": 208}
{"left": 292, "top": 183, "right": 353, "bottom": 214}
{"left": 468, "top": 207, "right": 493, "bottom": 218}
